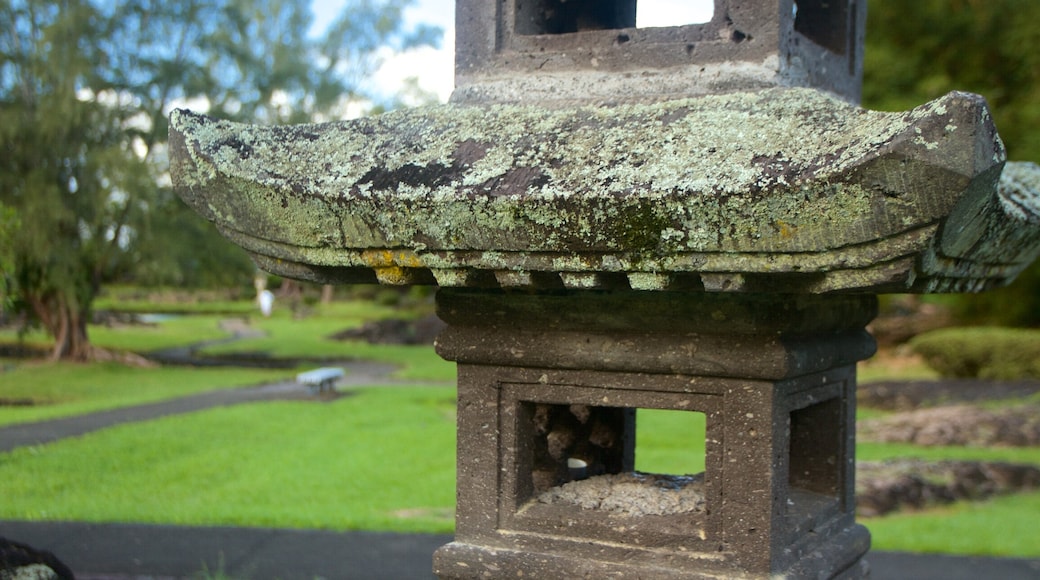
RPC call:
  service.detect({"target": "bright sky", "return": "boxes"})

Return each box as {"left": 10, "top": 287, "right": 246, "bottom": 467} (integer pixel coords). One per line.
{"left": 310, "top": 0, "right": 715, "bottom": 103}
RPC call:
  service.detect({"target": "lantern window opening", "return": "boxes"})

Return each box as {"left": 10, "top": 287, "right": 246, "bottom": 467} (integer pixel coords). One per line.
{"left": 524, "top": 400, "right": 709, "bottom": 518}
{"left": 514, "top": 0, "right": 715, "bottom": 36}
{"left": 793, "top": 0, "right": 854, "bottom": 56}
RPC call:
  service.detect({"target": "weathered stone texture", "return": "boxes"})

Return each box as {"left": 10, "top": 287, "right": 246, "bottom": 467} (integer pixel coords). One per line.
{"left": 433, "top": 289, "right": 872, "bottom": 579}
{"left": 455, "top": 0, "right": 866, "bottom": 104}
{"left": 169, "top": 89, "right": 1034, "bottom": 294}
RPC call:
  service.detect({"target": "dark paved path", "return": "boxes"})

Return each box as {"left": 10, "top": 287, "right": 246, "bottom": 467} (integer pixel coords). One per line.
{"left": 0, "top": 360, "right": 450, "bottom": 453}
{"left": 2, "top": 520, "right": 1039, "bottom": 579}
{"left": 0, "top": 520, "right": 450, "bottom": 579}
{"left": 0, "top": 381, "right": 304, "bottom": 453}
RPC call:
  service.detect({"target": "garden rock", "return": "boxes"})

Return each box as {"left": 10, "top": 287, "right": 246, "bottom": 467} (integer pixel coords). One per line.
{"left": 858, "top": 404, "right": 1040, "bottom": 446}
{"left": 859, "top": 379, "right": 1040, "bottom": 411}
{"left": 329, "top": 314, "right": 445, "bottom": 345}
{"left": 856, "top": 459, "right": 1040, "bottom": 517}
{"left": 0, "top": 537, "right": 73, "bottom": 580}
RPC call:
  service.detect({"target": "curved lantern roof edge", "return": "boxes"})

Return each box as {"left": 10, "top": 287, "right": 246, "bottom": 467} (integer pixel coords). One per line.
{"left": 169, "top": 86, "right": 1040, "bottom": 294}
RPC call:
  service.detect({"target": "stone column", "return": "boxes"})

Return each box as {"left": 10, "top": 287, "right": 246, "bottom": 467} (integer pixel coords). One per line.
{"left": 433, "top": 289, "right": 876, "bottom": 579}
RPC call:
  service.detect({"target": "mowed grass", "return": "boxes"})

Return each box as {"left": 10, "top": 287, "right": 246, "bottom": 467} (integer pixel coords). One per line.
{"left": 89, "top": 314, "right": 233, "bottom": 352}
{"left": 2, "top": 301, "right": 1038, "bottom": 555}
{"left": 857, "top": 441, "right": 1040, "bottom": 465}
{"left": 635, "top": 409, "right": 707, "bottom": 474}
{"left": 0, "top": 313, "right": 233, "bottom": 354}
{"left": 0, "top": 297, "right": 450, "bottom": 429}
{"left": 864, "top": 491, "right": 1040, "bottom": 557}
{"left": 0, "top": 387, "right": 458, "bottom": 533}
{"left": 0, "top": 361, "right": 291, "bottom": 427}
{"left": 195, "top": 302, "right": 455, "bottom": 382}
{"left": 2, "top": 375, "right": 1039, "bottom": 554}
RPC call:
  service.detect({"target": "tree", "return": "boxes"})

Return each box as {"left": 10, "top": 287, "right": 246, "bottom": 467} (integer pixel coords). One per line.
{"left": 0, "top": 0, "right": 439, "bottom": 360}
{"left": 0, "top": 203, "right": 16, "bottom": 316}
{"left": 864, "top": 0, "right": 1040, "bottom": 326}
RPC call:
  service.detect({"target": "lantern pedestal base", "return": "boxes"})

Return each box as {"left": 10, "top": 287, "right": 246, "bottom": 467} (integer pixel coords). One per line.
{"left": 433, "top": 289, "right": 877, "bottom": 579}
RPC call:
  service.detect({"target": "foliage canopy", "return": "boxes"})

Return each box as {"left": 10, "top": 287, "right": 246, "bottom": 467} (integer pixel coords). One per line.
{"left": 864, "top": 0, "right": 1040, "bottom": 325}
{"left": 0, "top": 0, "right": 439, "bottom": 359}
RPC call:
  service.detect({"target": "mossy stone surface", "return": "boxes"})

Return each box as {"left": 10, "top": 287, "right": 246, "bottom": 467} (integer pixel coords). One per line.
{"left": 170, "top": 88, "right": 1038, "bottom": 293}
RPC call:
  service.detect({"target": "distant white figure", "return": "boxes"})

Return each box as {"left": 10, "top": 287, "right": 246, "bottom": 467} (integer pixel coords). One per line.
{"left": 259, "top": 289, "right": 274, "bottom": 317}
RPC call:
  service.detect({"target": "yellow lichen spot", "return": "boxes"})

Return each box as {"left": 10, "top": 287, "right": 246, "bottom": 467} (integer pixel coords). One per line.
{"left": 361, "top": 249, "right": 395, "bottom": 268}
{"left": 361, "top": 249, "right": 424, "bottom": 269}
{"left": 393, "top": 249, "right": 424, "bottom": 268}
{"left": 374, "top": 267, "right": 412, "bottom": 285}
{"left": 776, "top": 221, "right": 797, "bottom": 239}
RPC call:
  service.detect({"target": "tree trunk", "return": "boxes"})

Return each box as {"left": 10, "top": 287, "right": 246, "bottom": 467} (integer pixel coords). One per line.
{"left": 27, "top": 292, "right": 92, "bottom": 361}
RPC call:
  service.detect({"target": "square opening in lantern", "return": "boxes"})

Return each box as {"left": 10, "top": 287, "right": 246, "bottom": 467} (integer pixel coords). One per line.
{"left": 514, "top": 0, "right": 714, "bottom": 35}
{"left": 521, "top": 402, "right": 709, "bottom": 520}
{"left": 793, "top": 0, "right": 852, "bottom": 56}
{"left": 496, "top": 381, "right": 720, "bottom": 544}
{"left": 787, "top": 396, "right": 844, "bottom": 518}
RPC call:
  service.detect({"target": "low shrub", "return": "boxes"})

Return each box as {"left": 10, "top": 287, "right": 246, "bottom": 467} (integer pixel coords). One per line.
{"left": 909, "top": 327, "right": 1040, "bottom": 380}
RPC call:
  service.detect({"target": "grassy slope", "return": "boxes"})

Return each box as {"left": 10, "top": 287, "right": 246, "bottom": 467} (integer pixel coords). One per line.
{"left": 1, "top": 383, "right": 1037, "bottom": 555}
{"left": 89, "top": 314, "right": 232, "bottom": 352}
{"left": 0, "top": 387, "right": 457, "bottom": 533}
{"left": 1, "top": 302, "right": 1037, "bottom": 555}
{"left": 193, "top": 302, "right": 456, "bottom": 382}
{"left": 864, "top": 491, "right": 1040, "bottom": 556}
{"left": 1, "top": 298, "right": 454, "bottom": 427}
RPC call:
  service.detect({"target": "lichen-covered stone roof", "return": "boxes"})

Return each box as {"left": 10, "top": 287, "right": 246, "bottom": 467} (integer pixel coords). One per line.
{"left": 169, "top": 87, "right": 1040, "bottom": 293}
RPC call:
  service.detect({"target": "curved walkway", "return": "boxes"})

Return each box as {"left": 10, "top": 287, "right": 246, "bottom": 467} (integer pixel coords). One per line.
{"left": 0, "top": 360, "right": 450, "bottom": 454}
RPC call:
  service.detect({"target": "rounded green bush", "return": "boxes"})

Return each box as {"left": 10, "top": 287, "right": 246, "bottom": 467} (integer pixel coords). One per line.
{"left": 909, "top": 327, "right": 1040, "bottom": 380}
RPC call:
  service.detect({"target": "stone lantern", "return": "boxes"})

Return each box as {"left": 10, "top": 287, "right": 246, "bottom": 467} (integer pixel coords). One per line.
{"left": 168, "top": 0, "right": 1040, "bottom": 577}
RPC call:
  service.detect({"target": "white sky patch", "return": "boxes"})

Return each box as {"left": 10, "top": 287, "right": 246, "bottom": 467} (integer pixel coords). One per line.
{"left": 637, "top": 0, "right": 714, "bottom": 27}
{"left": 311, "top": 0, "right": 714, "bottom": 103}
{"left": 311, "top": 0, "right": 455, "bottom": 103}
{"left": 164, "top": 95, "right": 212, "bottom": 117}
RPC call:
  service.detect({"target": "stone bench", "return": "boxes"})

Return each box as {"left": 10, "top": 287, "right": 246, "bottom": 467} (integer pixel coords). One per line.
{"left": 295, "top": 367, "right": 344, "bottom": 395}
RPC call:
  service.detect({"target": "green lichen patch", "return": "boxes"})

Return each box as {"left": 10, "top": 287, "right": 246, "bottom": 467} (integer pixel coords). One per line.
{"left": 167, "top": 87, "right": 1027, "bottom": 293}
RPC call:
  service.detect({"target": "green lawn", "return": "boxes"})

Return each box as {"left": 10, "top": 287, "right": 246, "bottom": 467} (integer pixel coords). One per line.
{"left": 2, "top": 377, "right": 1038, "bottom": 555}
{"left": 856, "top": 355, "right": 939, "bottom": 384}
{"left": 635, "top": 409, "right": 707, "bottom": 474}
{"left": 0, "top": 312, "right": 234, "bottom": 354}
{"left": 0, "top": 387, "right": 457, "bottom": 533}
{"left": 193, "top": 302, "right": 455, "bottom": 382}
{"left": 1, "top": 302, "right": 1037, "bottom": 556}
{"left": 90, "top": 314, "right": 235, "bottom": 352}
{"left": 857, "top": 441, "right": 1040, "bottom": 464}
{"left": 864, "top": 491, "right": 1040, "bottom": 557}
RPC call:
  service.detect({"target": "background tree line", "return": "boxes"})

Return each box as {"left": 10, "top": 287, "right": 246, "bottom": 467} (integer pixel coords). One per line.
{"left": 0, "top": 0, "right": 438, "bottom": 359}
{"left": 1, "top": 0, "right": 1037, "bottom": 360}
{"left": 863, "top": 0, "right": 1040, "bottom": 325}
